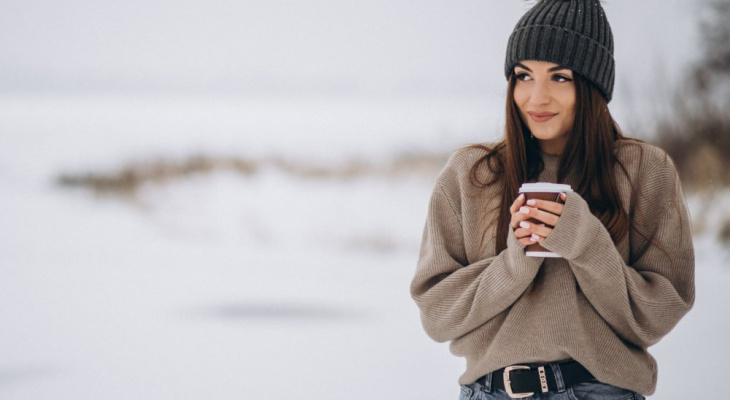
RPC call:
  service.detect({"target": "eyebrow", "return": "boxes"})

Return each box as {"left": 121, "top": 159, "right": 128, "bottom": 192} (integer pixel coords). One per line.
{"left": 514, "top": 63, "right": 570, "bottom": 73}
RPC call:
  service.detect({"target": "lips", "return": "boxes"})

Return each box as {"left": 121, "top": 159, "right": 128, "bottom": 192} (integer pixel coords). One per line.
{"left": 528, "top": 111, "right": 558, "bottom": 123}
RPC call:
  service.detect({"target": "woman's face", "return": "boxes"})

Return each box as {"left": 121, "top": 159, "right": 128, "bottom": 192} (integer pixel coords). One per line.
{"left": 513, "top": 60, "right": 576, "bottom": 155}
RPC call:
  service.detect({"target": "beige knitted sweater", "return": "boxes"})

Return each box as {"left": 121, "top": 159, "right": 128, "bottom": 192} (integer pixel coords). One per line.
{"left": 411, "top": 140, "right": 695, "bottom": 395}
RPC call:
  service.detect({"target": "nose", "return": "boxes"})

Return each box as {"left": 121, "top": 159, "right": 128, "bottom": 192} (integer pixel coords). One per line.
{"left": 529, "top": 80, "right": 551, "bottom": 106}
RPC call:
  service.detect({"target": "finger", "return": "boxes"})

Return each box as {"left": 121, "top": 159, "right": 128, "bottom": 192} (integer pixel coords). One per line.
{"left": 519, "top": 234, "right": 542, "bottom": 246}
{"left": 519, "top": 221, "right": 553, "bottom": 238}
{"left": 510, "top": 209, "right": 531, "bottom": 230}
{"left": 513, "top": 227, "right": 532, "bottom": 239}
{"left": 509, "top": 193, "right": 526, "bottom": 215}
{"left": 519, "top": 238, "right": 534, "bottom": 245}
{"left": 524, "top": 198, "right": 565, "bottom": 216}
{"left": 511, "top": 206, "right": 532, "bottom": 229}
{"left": 519, "top": 206, "right": 561, "bottom": 226}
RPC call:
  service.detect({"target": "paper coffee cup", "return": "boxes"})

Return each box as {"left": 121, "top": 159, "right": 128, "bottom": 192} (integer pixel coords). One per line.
{"left": 518, "top": 183, "right": 573, "bottom": 258}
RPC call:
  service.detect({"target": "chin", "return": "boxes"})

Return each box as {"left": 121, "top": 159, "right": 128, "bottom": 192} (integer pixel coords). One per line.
{"left": 531, "top": 128, "right": 569, "bottom": 147}
{"left": 531, "top": 130, "right": 559, "bottom": 141}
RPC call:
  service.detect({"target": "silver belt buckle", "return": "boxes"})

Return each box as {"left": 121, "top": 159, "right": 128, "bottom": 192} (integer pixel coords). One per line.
{"left": 503, "top": 365, "right": 534, "bottom": 399}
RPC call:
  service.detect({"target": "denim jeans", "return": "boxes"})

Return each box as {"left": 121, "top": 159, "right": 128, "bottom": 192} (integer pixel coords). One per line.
{"left": 459, "top": 368, "right": 645, "bottom": 400}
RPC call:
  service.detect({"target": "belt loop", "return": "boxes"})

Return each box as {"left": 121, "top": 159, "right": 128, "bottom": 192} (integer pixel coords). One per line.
{"left": 549, "top": 363, "right": 566, "bottom": 393}
{"left": 481, "top": 371, "right": 494, "bottom": 393}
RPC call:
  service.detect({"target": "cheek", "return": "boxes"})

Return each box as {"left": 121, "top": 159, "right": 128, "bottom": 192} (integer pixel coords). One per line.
{"left": 565, "top": 101, "right": 576, "bottom": 125}
{"left": 513, "top": 88, "right": 529, "bottom": 113}
{"left": 558, "top": 91, "right": 576, "bottom": 125}
{"left": 561, "top": 88, "right": 576, "bottom": 114}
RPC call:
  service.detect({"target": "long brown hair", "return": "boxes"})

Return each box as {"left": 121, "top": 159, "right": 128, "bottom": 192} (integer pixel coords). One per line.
{"left": 469, "top": 72, "right": 629, "bottom": 254}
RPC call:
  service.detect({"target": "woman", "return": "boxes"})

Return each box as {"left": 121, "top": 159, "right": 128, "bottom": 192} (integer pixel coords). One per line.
{"left": 410, "top": 1, "right": 695, "bottom": 399}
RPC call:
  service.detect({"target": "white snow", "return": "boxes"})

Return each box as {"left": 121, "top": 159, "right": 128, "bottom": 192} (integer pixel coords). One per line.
{"left": 0, "top": 93, "right": 728, "bottom": 399}
{"left": 0, "top": 0, "right": 720, "bottom": 396}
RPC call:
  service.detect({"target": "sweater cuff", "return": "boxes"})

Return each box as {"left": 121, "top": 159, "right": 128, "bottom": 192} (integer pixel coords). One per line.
{"left": 540, "top": 191, "right": 609, "bottom": 260}
{"left": 508, "top": 225, "right": 545, "bottom": 269}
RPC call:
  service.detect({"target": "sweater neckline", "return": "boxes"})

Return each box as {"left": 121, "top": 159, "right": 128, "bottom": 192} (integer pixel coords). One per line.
{"left": 540, "top": 151, "right": 561, "bottom": 176}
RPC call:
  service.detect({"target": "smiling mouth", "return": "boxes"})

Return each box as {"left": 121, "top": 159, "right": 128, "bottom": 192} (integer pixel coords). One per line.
{"left": 528, "top": 112, "right": 557, "bottom": 122}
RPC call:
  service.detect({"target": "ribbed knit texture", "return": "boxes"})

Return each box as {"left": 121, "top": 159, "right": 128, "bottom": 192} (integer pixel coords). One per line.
{"left": 410, "top": 140, "right": 695, "bottom": 395}
{"left": 505, "top": 0, "right": 615, "bottom": 101}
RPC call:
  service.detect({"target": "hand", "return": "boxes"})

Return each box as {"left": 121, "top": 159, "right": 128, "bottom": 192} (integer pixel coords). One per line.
{"left": 510, "top": 192, "right": 567, "bottom": 246}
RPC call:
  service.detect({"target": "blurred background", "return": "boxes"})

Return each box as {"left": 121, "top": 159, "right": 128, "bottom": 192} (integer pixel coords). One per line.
{"left": 1, "top": 0, "right": 728, "bottom": 399}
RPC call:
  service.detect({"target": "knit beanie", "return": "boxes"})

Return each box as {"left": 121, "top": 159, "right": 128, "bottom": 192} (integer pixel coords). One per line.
{"left": 504, "top": 0, "right": 615, "bottom": 102}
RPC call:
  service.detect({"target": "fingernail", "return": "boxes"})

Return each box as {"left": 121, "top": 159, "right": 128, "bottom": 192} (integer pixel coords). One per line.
{"left": 531, "top": 234, "right": 540, "bottom": 241}
{"left": 517, "top": 193, "right": 524, "bottom": 200}
{"left": 526, "top": 199, "right": 536, "bottom": 206}
{"left": 519, "top": 221, "right": 530, "bottom": 229}
{"left": 561, "top": 193, "right": 567, "bottom": 200}
{"left": 520, "top": 207, "right": 530, "bottom": 214}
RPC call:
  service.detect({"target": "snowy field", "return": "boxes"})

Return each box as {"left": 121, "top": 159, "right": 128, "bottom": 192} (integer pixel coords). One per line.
{"left": 1, "top": 93, "right": 728, "bottom": 400}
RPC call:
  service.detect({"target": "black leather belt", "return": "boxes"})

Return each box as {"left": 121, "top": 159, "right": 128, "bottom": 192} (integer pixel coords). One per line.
{"left": 480, "top": 360, "right": 595, "bottom": 399}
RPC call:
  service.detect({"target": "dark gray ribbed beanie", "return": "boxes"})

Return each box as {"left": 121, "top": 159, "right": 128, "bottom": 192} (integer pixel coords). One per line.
{"left": 504, "top": 0, "right": 615, "bottom": 102}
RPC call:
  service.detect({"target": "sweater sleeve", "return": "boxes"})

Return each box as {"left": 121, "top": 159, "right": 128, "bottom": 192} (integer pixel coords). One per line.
{"left": 410, "top": 175, "right": 544, "bottom": 343}
{"left": 540, "top": 165, "right": 695, "bottom": 348}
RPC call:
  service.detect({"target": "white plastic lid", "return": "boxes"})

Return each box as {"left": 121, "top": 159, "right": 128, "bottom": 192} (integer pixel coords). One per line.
{"left": 519, "top": 183, "right": 573, "bottom": 193}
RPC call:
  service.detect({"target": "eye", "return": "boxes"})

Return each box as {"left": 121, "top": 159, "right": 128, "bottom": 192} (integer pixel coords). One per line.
{"left": 553, "top": 74, "right": 573, "bottom": 83}
{"left": 515, "top": 72, "right": 532, "bottom": 82}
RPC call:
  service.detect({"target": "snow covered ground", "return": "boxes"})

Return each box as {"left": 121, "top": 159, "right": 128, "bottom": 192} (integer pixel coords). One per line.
{"left": 1, "top": 94, "right": 728, "bottom": 399}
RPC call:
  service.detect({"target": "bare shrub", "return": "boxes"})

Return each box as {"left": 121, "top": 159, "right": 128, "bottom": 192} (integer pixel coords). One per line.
{"left": 651, "top": 0, "right": 730, "bottom": 191}
{"left": 653, "top": 96, "right": 730, "bottom": 190}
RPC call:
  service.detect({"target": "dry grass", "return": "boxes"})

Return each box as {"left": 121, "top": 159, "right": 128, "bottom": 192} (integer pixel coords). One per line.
{"left": 56, "top": 151, "right": 450, "bottom": 198}
{"left": 57, "top": 155, "right": 258, "bottom": 197}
